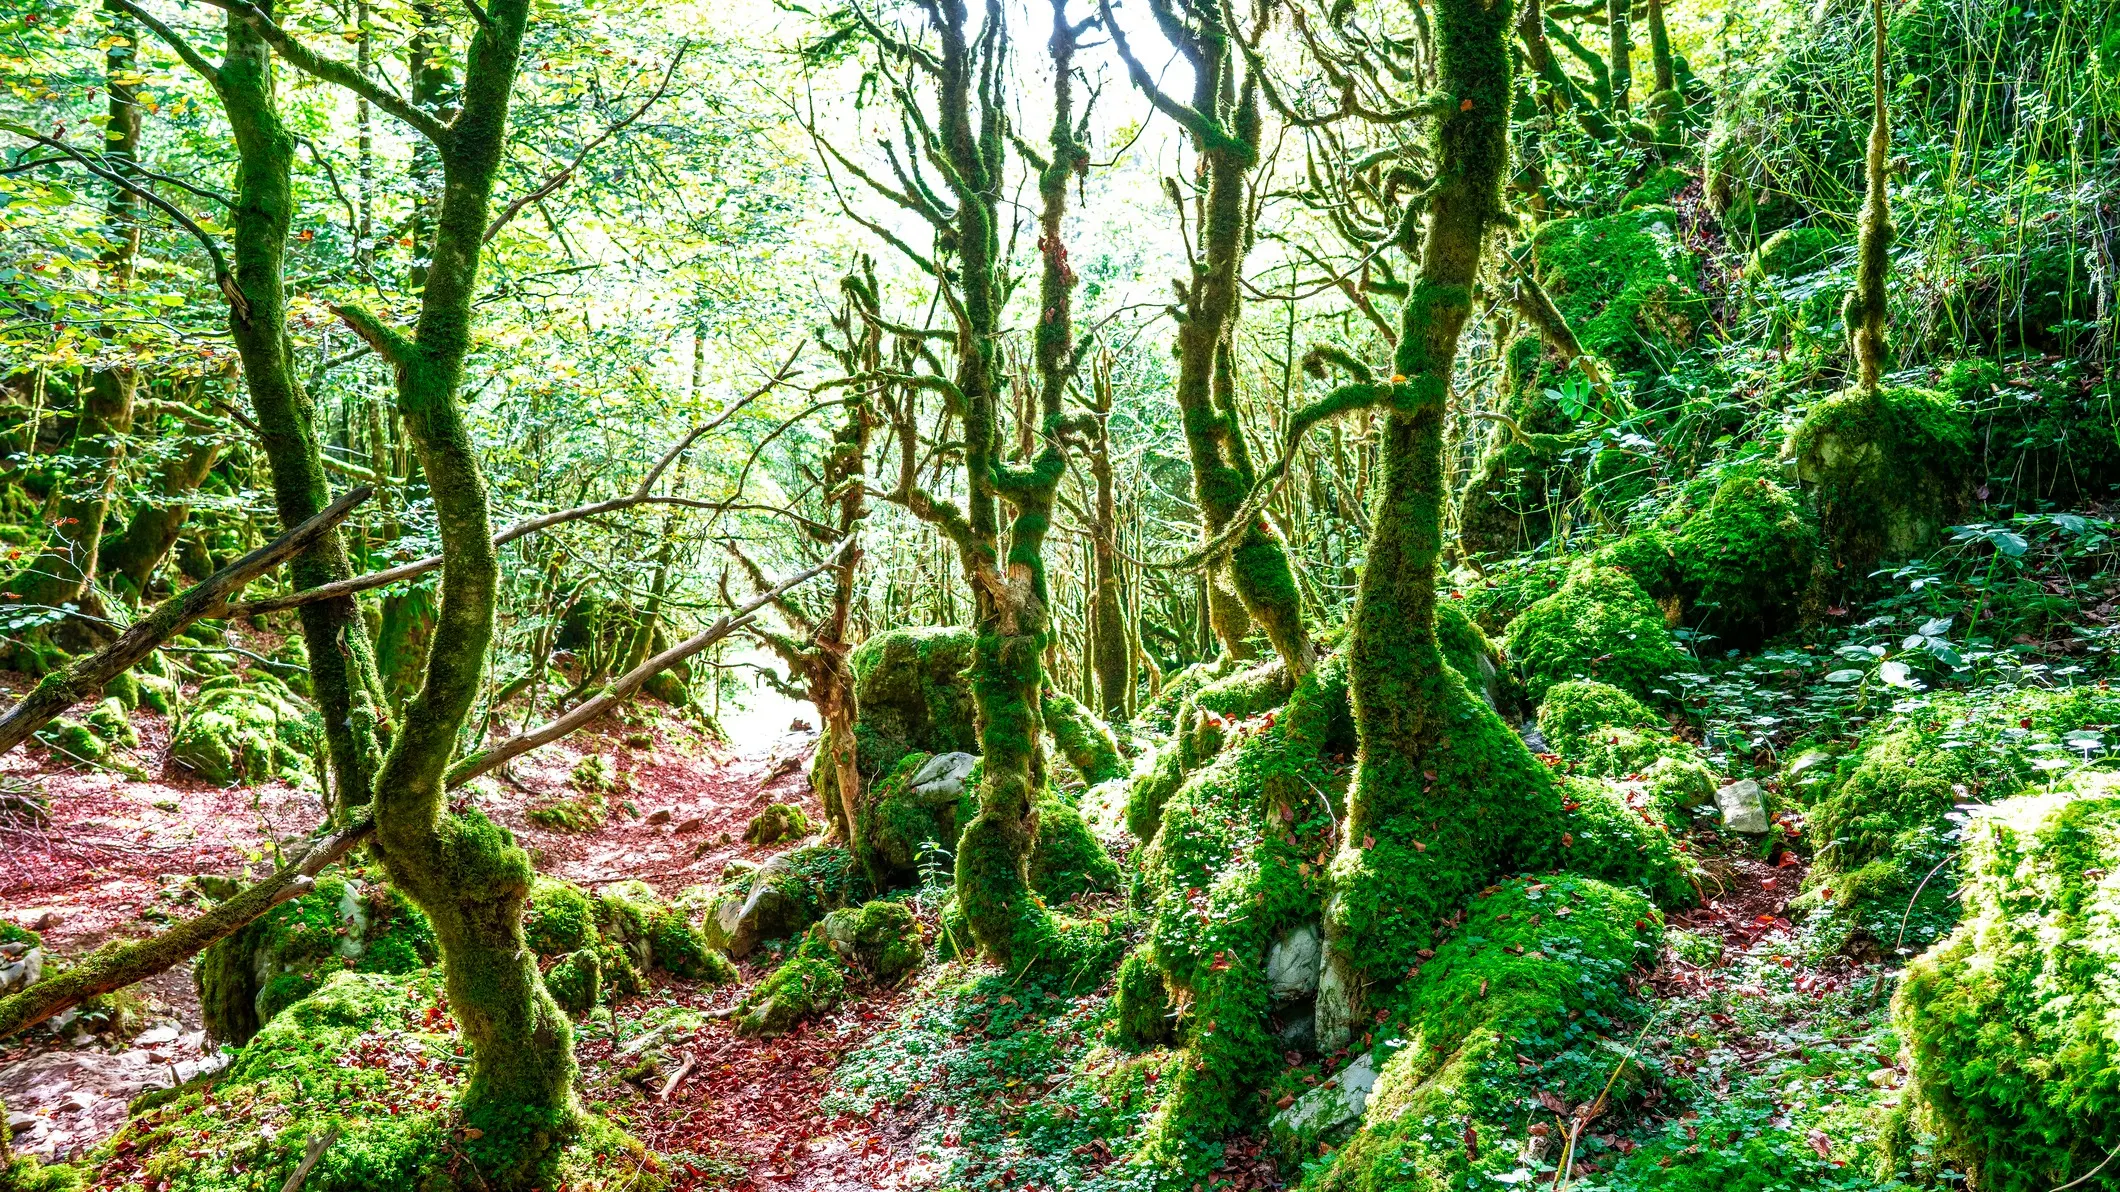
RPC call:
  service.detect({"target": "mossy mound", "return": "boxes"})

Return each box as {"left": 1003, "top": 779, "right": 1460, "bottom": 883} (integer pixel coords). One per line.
{"left": 745, "top": 802, "right": 813, "bottom": 846}
{"left": 520, "top": 875, "right": 735, "bottom": 1010}
{"left": 196, "top": 870, "right": 439, "bottom": 1046}
{"left": 1025, "top": 795, "right": 1122, "bottom": 903}
{"left": 525, "top": 789, "right": 607, "bottom": 833}
{"left": 1455, "top": 554, "right": 1572, "bottom": 635}
{"left": 705, "top": 845, "right": 871, "bottom": 958}
{"left": 1528, "top": 205, "right": 1709, "bottom": 375}
{"left": 101, "top": 970, "right": 660, "bottom": 1191}
{"left": 168, "top": 674, "right": 320, "bottom": 786}
{"left": 1895, "top": 773, "right": 2120, "bottom": 1192}
{"left": 820, "top": 627, "right": 979, "bottom": 807}
{"left": 1295, "top": 876, "right": 1663, "bottom": 1187}
{"left": 1666, "top": 467, "right": 1821, "bottom": 646}
{"left": 1436, "top": 599, "right": 1516, "bottom": 716}
{"left": 1125, "top": 660, "right": 1300, "bottom": 843}
{"left": 1593, "top": 529, "right": 1684, "bottom": 609}
{"left": 1620, "top": 165, "right": 1692, "bottom": 211}
{"left": 1557, "top": 776, "right": 1699, "bottom": 910}
{"left": 32, "top": 716, "right": 107, "bottom": 764}
{"left": 820, "top": 899, "right": 925, "bottom": 983}
{"left": 1456, "top": 337, "right": 1586, "bottom": 561}
{"left": 1536, "top": 679, "right": 1663, "bottom": 759}
{"left": 1791, "top": 385, "right": 1973, "bottom": 572}
{"left": 1801, "top": 684, "right": 2120, "bottom": 955}
{"left": 1505, "top": 565, "right": 1686, "bottom": 706}
{"left": 734, "top": 900, "right": 925, "bottom": 1038}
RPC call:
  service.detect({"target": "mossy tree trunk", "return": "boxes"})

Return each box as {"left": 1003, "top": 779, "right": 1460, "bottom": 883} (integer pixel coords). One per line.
{"left": 102, "top": 385, "right": 225, "bottom": 596}
{"left": 1846, "top": 0, "right": 1891, "bottom": 391}
{"left": 1606, "top": 0, "right": 1633, "bottom": 114}
{"left": 232, "top": 0, "right": 575, "bottom": 1173}
{"left": 1103, "top": 0, "right": 1314, "bottom": 676}
{"left": 846, "top": 0, "right": 1096, "bottom": 971}
{"left": 1085, "top": 355, "right": 1132, "bottom": 721}
{"left": 120, "top": 0, "right": 395, "bottom": 818}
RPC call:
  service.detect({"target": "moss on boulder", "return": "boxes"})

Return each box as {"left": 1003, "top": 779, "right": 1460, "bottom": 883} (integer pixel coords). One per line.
{"left": 543, "top": 948, "right": 601, "bottom": 1014}
{"left": 1791, "top": 385, "right": 1973, "bottom": 572}
{"left": 734, "top": 932, "right": 848, "bottom": 1038}
{"left": 819, "top": 899, "right": 925, "bottom": 983}
{"left": 1295, "top": 876, "right": 1662, "bottom": 1187}
{"left": 1895, "top": 774, "right": 2120, "bottom": 1192}
{"left": 744, "top": 802, "right": 813, "bottom": 846}
{"left": 860, "top": 751, "right": 977, "bottom": 887}
{"left": 1667, "top": 467, "right": 1821, "bottom": 646}
{"left": 1026, "top": 795, "right": 1121, "bottom": 903}
{"left": 1041, "top": 689, "right": 1126, "bottom": 785}
{"left": 523, "top": 875, "right": 598, "bottom": 958}
{"left": 1505, "top": 565, "right": 1685, "bottom": 705}
{"left": 168, "top": 674, "right": 320, "bottom": 786}
{"left": 196, "top": 870, "right": 438, "bottom": 1046}
{"left": 1528, "top": 205, "right": 1709, "bottom": 375}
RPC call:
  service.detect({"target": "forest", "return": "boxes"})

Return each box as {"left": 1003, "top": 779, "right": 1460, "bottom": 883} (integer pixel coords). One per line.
{"left": 0, "top": 0, "right": 2115, "bottom": 1184}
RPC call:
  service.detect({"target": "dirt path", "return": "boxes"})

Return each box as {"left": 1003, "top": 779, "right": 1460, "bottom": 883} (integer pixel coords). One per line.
{"left": 0, "top": 678, "right": 919, "bottom": 1186}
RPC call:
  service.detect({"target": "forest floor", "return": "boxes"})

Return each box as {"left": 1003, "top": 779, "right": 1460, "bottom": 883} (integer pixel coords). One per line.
{"left": 0, "top": 667, "right": 926, "bottom": 1190}
{"left": 0, "top": 658, "right": 1892, "bottom": 1192}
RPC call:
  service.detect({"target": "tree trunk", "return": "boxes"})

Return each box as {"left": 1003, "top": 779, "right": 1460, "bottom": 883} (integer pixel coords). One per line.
{"left": 101, "top": 396, "right": 223, "bottom": 596}
{"left": 216, "top": 6, "right": 391, "bottom": 820}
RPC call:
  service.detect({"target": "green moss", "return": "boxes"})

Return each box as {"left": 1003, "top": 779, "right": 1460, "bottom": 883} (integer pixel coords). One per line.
{"left": 1299, "top": 876, "right": 1663, "bottom": 1189}
{"left": 820, "top": 899, "right": 924, "bottom": 983}
{"left": 1557, "top": 775, "right": 1698, "bottom": 909}
{"left": 1668, "top": 466, "right": 1821, "bottom": 645}
{"left": 0, "top": 1154, "right": 84, "bottom": 1192}
{"left": 735, "top": 929, "right": 849, "bottom": 1038}
{"left": 1109, "top": 944, "right": 1174, "bottom": 1049}
{"left": 1126, "top": 660, "right": 1301, "bottom": 842}
{"left": 1638, "top": 754, "right": 1721, "bottom": 823}
{"left": 846, "top": 626, "right": 980, "bottom": 780}
{"left": 1505, "top": 564, "right": 1686, "bottom": 705}
{"left": 102, "top": 669, "right": 140, "bottom": 711}
{"left": 645, "top": 907, "right": 737, "bottom": 984}
{"left": 33, "top": 717, "right": 106, "bottom": 764}
{"left": 1620, "top": 165, "right": 1692, "bottom": 210}
{"left": 1537, "top": 679, "right": 1663, "bottom": 758}
{"left": 97, "top": 970, "right": 661, "bottom": 1191}
{"left": 1026, "top": 795, "right": 1121, "bottom": 903}
{"left": 1529, "top": 205, "right": 1709, "bottom": 375}
{"left": 744, "top": 802, "right": 813, "bottom": 846}
{"left": 860, "top": 751, "right": 976, "bottom": 886}
{"left": 522, "top": 876, "right": 597, "bottom": 957}
{"left": 168, "top": 674, "right": 320, "bottom": 786}
{"left": 1594, "top": 529, "right": 1684, "bottom": 604}
{"left": 526, "top": 789, "right": 606, "bottom": 833}
{"left": 1455, "top": 554, "right": 1573, "bottom": 634}
{"left": 1791, "top": 385, "right": 1974, "bottom": 571}
{"left": 1435, "top": 600, "right": 1515, "bottom": 714}
{"left": 1895, "top": 774, "right": 2120, "bottom": 1192}
{"left": 1455, "top": 337, "right": 1582, "bottom": 561}
{"left": 1040, "top": 689, "right": 1126, "bottom": 785}
{"left": 542, "top": 948, "right": 600, "bottom": 1014}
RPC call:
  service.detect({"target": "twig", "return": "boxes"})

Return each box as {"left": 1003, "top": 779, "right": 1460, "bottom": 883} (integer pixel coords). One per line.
{"left": 280, "top": 1127, "right": 340, "bottom": 1192}
{"left": 657, "top": 1048, "right": 697, "bottom": 1101}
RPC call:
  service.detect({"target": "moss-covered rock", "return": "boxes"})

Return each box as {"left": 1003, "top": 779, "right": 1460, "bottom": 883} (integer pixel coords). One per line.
{"left": 1436, "top": 600, "right": 1516, "bottom": 715}
{"left": 1125, "top": 660, "right": 1300, "bottom": 843}
{"left": 1895, "top": 774, "right": 2120, "bottom": 1192}
{"left": 1026, "top": 795, "right": 1121, "bottom": 903}
{"left": 1537, "top": 679, "right": 1663, "bottom": 758}
{"left": 744, "top": 802, "right": 813, "bottom": 846}
{"left": 1455, "top": 337, "right": 1585, "bottom": 561}
{"left": 844, "top": 626, "right": 981, "bottom": 783}
{"left": 84, "top": 696, "right": 136, "bottom": 749}
{"left": 105, "top": 970, "right": 659, "bottom": 1191}
{"left": 196, "top": 871, "right": 438, "bottom": 1047}
{"left": 734, "top": 931, "right": 848, "bottom": 1039}
{"left": 1505, "top": 565, "right": 1686, "bottom": 705}
{"left": 1528, "top": 205, "right": 1709, "bottom": 375}
{"left": 819, "top": 899, "right": 924, "bottom": 983}
{"left": 1791, "top": 385, "right": 1973, "bottom": 572}
{"left": 543, "top": 948, "right": 601, "bottom": 1014}
{"left": 522, "top": 876, "right": 598, "bottom": 958}
{"left": 705, "top": 845, "right": 868, "bottom": 958}
{"left": 33, "top": 717, "right": 106, "bottom": 764}
{"left": 860, "top": 751, "right": 977, "bottom": 887}
{"left": 1620, "top": 165, "right": 1692, "bottom": 210}
{"left": 1802, "top": 684, "right": 2120, "bottom": 955}
{"left": 1668, "top": 467, "right": 1821, "bottom": 646}
{"left": 1109, "top": 943, "right": 1174, "bottom": 1049}
{"left": 1558, "top": 776, "right": 1699, "bottom": 909}
{"left": 168, "top": 674, "right": 320, "bottom": 786}
{"left": 1294, "top": 876, "right": 1662, "bottom": 1186}
{"left": 526, "top": 789, "right": 606, "bottom": 833}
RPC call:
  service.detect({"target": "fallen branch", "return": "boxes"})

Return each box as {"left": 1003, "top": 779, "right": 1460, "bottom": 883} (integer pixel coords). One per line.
{"left": 280, "top": 1126, "right": 341, "bottom": 1192}
{"left": 444, "top": 539, "right": 851, "bottom": 788}
{"left": 0, "top": 486, "right": 372, "bottom": 758}
{"left": 657, "top": 1048, "right": 697, "bottom": 1101}
{"left": 0, "top": 815, "right": 375, "bottom": 1040}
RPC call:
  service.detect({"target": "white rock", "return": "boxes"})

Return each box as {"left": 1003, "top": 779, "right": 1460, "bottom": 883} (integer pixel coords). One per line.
{"left": 1269, "top": 1042, "right": 1399, "bottom": 1144}
{"left": 1717, "top": 778, "right": 1771, "bottom": 835}
{"left": 134, "top": 1026, "right": 179, "bottom": 1047}
{"left": 912, "top": 752, "right": 978, "bottom": 799}
{"left": 1265, "top": 924, "right": 1322, "bottom": 1002}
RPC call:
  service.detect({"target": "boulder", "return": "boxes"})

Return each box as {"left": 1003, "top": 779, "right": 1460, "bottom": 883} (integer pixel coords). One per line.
{"left": 1717, "top": 778, "right": 1771, "bottom": 835}
{"left": 1265, "top": 923, "right": 1322, "bottom": 1003}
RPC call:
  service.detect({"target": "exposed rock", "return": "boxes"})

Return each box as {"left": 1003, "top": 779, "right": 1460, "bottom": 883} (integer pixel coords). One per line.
{"left": 707, "top": 854, "right": 817, "bottom": 958}
{"left": 1269, "top": 1043, "right": 1394, "bottom": 1148}
{"left": 912, "top": 751, "right": 977, "bottom": 798}
{"left": 1717, "top": 778, "right": 1771, "bottom": 834}
{"left": 1265, "top": 923, "right": 1322, "bottom": 1003}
